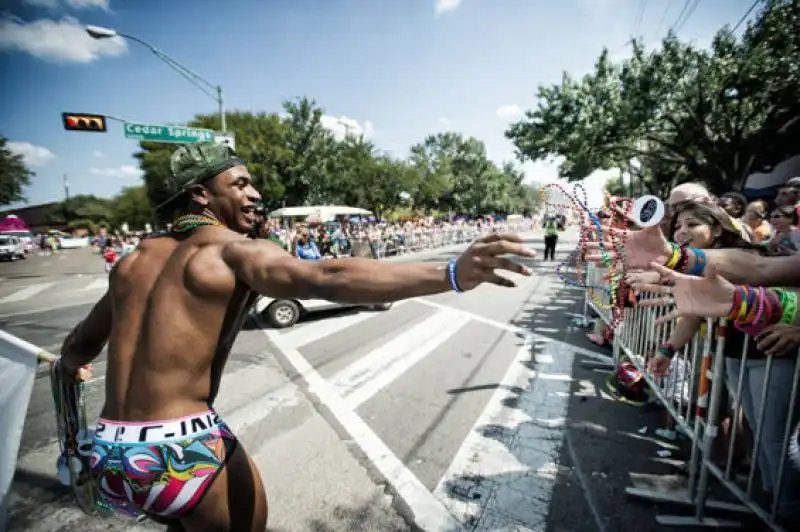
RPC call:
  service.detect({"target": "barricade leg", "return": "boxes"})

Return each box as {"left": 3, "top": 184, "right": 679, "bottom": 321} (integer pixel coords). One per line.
{"left": 624, "top": 319, "right": 751, "bottom": 524}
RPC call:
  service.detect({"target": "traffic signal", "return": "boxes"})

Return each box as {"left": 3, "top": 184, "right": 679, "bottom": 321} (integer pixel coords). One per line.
{"left": 62, "top": 113, "right": 107, "bottom": 132}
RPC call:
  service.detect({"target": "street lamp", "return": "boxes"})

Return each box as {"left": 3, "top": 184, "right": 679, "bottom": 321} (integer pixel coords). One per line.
{"left": 86, "top": 25, "right": 227, "bottom": 133}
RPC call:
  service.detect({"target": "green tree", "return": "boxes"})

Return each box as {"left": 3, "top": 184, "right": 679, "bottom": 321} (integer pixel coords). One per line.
{"left": 46, "top": 194, "right": 112, "bottom": 232}
{"left": 135, "top": 110, "right": 290, "bottom": 213}
{"left": 506, "top": 0, "right": 800, "bottom": 195}
{"left": 408, "top": 132, "right": 516, "bottom": 215}
{"left": 110, "top": 186, "right": 154, "bottom": 230}
{"left": 0, "top": 136, "right": 34, "bottom": 206}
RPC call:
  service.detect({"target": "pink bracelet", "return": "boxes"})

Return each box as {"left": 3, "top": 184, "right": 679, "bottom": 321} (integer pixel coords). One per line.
{"left": 737, "top": 286, "right": 767, "bottom": 336}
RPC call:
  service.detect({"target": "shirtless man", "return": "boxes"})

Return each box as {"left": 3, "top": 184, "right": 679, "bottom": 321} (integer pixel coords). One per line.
{"left": 56, "top": 142, "right": 536, "bottom": 532}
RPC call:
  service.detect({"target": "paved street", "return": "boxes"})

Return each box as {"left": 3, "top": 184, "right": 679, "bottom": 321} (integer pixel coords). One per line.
{"left": 2, "top": 231, "right": 696, "bottom": 532}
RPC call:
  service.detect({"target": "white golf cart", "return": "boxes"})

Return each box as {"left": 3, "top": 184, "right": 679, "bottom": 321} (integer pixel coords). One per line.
{"left": 254, "top": 205, "right": 393, "bottom": 328}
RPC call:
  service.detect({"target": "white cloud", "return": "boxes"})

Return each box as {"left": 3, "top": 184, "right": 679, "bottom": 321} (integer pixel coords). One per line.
{"left": 438, "top": 117, "right": 451, "bottom": 126}
{"left": 90, "top": 165, "right": 141, "bottom": 179}
{"left": 320, "top": 115, "right": 375, "bottom": 140}
{"left": 496, "top": 104, "right": 523, "bottom": 121}
{"left": 0, "top": 16, "right": 126, "bottom": 63}
{"left": 92, "top": 150, "right": 103, "bottom": 158}
{"left": 65, "top": 0, "right": 110, "bottom": 9}
{"left": 435, "top": 0, "right": 463, "bottom": 16}
{"left": 7, "top": 141, "right": 56, "bottom": 166}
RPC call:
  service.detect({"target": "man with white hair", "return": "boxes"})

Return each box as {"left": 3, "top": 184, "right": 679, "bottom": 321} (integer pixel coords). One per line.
{"left": 667, "top": 182, "right": 711, "bottom": 206}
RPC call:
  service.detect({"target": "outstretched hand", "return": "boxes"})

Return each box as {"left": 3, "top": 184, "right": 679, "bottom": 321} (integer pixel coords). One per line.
{"left": 584, "top": 224, "right": 672, "bottom": 271}
{"left": 631, "top": 262, "right": 736, "bottom": 325}
{"left": 455, "top": 233, "right": 536, "bottom": 290}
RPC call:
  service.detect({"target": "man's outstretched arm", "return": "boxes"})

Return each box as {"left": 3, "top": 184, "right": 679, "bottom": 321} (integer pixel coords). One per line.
{"left": 223, "top": 234, "right": 534, "bottom": 303}
{"left": 60, "top": 290, "right": 113, "bottom": 373}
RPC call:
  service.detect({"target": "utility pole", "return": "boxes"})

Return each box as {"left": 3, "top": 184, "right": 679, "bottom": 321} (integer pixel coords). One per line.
{"left": 63, "top": 174, "right": 70, "bottom": 201}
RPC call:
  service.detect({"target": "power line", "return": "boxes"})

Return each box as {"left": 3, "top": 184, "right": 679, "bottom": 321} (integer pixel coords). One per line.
{"left": 654, "top": 0, "right": 672, "bottom": 37}
{"left": 670, "top": 0, "right": 693, "bottom": 32}
{"left": 732, "top": 0, "right": 761, "bottom": 33}
{"left": 634, "top": 0, "right": 648, "bottom": 36}
{"left": 674, "top": 0, "right": 702, "bottom": 34}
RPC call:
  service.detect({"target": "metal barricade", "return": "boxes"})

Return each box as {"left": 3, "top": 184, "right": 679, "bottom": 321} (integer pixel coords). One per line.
{"left": 330, "top": 220, "right": 535, "bottom": 260}
{"left": 600, "top": 281, "right": 800, "bottom": 531}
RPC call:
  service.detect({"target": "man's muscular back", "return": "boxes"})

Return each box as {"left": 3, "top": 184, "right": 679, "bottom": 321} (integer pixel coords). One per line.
{"left": 101, "top": 227, "right": 251, "bottom": 423}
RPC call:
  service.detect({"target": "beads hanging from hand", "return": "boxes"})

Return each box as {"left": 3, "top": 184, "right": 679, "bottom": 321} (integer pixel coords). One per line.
{"left": 539, "top": 184, "right": 632, "bottom": 329}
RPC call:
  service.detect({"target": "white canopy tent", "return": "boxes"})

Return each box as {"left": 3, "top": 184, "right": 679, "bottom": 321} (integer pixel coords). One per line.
{"left": 268, "top": 206, "right": 372, "bottom": 222}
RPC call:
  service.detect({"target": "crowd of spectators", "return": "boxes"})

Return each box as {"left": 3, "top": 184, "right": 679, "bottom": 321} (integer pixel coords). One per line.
{"left": 592, "top": 177, "right": 800, "bottom": 527}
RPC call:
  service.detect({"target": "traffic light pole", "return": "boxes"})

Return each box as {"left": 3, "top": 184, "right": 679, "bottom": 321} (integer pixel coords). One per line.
{"left": 124, "top": 32, "right": 227, "bottom": 133}
{"left": 87, "top": 28, "right": 227, "bottom": 134}
{"left": 217, "top": 86, "right": 226, "bottom": 133}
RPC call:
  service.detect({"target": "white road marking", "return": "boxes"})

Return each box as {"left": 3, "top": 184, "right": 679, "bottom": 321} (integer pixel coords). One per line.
{"left": 278, "top": 300, "right": 408, "bottom": 350}
{"left": 432, "top": 338, "right": 576, "bottom": 529}
{"left": 263, "top": 328, "right": 460, "bottom": 531}
{"left": 0, "top": 283, "right": 55, "bottom": 304}
{"left": 333, "top": 307, "right": 470, "bottom": 409}
{"left": 81, "top": 277, "right": 108, "bottom": 291}
{"left": 414, "top": 298, "right": 528, "bottom": 337}
{"left": 0, "top": 299, "right": 101, "bottom": 319}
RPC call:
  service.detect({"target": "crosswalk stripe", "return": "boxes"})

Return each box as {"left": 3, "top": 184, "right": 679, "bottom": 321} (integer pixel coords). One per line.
{"left": 264, "top": 327, "right": 460, "bottom": 530}
{"left": 278, "top": 300, "right": 408, "bottom": 350}
{"left": 0, "top": 283, "right": 56, "bottom": 304}
{"left": 331, "top": 308, "right": 470, "bottom": 409}
{"left": 81, "top": 277, "right": 108, "bottom": 291}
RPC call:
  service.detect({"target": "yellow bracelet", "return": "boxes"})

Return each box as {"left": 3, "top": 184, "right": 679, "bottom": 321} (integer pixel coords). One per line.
{"left": 665, "top": 246, "right": 681, "bottom": 269}
{"left": 738, "top": 300, "right": 748, "bottom": 321}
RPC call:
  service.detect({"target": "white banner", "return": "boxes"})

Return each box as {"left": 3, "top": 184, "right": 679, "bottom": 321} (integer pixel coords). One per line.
{"left": 0, "top": 330, "right": 45, "bottom": 532}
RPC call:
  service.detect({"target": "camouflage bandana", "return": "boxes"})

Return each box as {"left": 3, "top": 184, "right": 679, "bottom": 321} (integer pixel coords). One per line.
{"left": 170, "top": 142, "right": 244, "bottom": 190}
{"left": 156, "top": 142, "right": 245, "bottom": 212}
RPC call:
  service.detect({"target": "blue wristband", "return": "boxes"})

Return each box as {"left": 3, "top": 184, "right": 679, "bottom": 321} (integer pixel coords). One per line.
{"left": 447, "top": 258, "right": 464, "bottom": 293}
{"left": 688, "top": 248, "right": 707, "bottom": 276}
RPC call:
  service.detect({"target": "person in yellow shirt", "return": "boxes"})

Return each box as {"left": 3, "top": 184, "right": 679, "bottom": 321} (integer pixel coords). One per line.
{"left": 542, "top": 215, "right": 559, "bottom": 260}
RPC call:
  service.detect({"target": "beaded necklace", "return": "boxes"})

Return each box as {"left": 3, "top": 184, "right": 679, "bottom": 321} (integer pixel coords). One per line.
{"left": 539, "top": 184, "right": 631, "bottom": 329}
{"left": 171, "top": 213, "right": 225, "bottom": 234}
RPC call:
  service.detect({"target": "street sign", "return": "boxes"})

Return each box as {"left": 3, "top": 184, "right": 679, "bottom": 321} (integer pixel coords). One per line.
{"left": 123, "top": 123, "right": 215, "bottom": 144}
{"left": 214, "top": 133, "right": 236, "bottom": 152}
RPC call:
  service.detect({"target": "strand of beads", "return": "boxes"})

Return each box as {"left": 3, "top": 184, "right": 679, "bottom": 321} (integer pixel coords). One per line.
{"left": 539, "top": 183, "right": 631, "bottom": 330}
{"left": 542, "top": 183, "right": 586, "bottom": 288}
{"left": 171, "top": 213, "right": 225, "bottom": 234}
{"left": 540, "top": 183, "right": 598, "bottom": 289}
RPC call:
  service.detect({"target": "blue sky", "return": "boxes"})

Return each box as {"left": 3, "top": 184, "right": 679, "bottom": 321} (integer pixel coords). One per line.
{"left": 1, "top": 0, "right": 756, "bottom": 209}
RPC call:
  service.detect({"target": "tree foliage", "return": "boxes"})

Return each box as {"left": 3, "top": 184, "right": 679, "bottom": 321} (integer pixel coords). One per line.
{"left": 43, "top": 187, "right": 153, "bottom": 233}
{"left": 134, "top": 97, "right": 541, "bottom": 219}
{"left": 506, "top": 0, "right": 800, "bottom": 195}
{"left": 0, "top": 135, "right": 34, "bottom": 206}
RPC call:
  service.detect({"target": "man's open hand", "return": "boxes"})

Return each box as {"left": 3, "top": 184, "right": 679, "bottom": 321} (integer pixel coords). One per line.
{"left": 455, "top": 233, "right": 536, "bottom": 290}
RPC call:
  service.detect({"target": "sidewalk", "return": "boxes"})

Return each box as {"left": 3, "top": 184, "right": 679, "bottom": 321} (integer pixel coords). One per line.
{"left": 518, "top": 282, "right": 765, "bottom": 532}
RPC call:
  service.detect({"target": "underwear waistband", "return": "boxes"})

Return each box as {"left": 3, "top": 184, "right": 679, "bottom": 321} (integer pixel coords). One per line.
{"left": 94, "top": 410, "right": 223, "bottom": 444}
